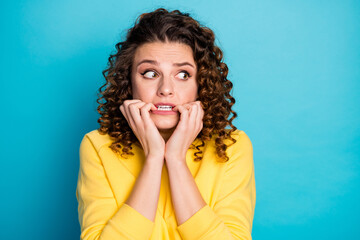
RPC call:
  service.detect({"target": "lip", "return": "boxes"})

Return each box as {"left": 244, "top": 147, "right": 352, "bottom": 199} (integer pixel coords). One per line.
{"left": 154, "top": 102, "right": 176, "bottom": 108}
{"left": 151, "top": 110, "right": 177, "bottom": 115}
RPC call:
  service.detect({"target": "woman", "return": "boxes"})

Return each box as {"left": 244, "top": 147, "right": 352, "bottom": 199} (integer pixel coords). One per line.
{"left": 76, "top": 8, "right": 255, "bottom": 240}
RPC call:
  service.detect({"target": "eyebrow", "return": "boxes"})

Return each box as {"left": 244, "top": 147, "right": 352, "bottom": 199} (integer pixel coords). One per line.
{"left": 136, "top": 59, "right": 195, "bottom": 69}
{"left": 173, "top": 62, "right": 195, "bottom": 68}
{"left": 136, "top": 59, "right": 158, "bottom": 67}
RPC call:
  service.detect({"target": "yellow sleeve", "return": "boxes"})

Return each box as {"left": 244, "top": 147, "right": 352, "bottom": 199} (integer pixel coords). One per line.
{"left": 177, "top": 131, "right": 256, "bottom": 240}
{"left": 76, "top": 135, "right": 154, "bottom": 240}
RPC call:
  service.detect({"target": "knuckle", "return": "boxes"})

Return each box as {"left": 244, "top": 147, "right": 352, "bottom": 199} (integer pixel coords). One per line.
{"left": 141, "top": 103, "right": 149, "bottom": 109}
{"left": 140, "top": 105, "right": 150, "bottom": 112}
{"left": 129, "top": 103, "right": 137, "bottom": 110}
{"left": 124, "top": 99, "right": 141, "bottom": 106}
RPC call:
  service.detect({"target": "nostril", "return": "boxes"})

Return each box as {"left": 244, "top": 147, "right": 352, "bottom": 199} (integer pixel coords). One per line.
{"left": 159, "top": 91, "right": 174, "bottom": 96}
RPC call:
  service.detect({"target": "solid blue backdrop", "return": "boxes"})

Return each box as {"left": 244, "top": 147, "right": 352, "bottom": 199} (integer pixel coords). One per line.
{"left": 1, "top": 0, "right": 359, "bottom": 239}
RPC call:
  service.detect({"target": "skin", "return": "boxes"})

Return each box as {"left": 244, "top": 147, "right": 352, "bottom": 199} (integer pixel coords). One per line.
{"left": 119, "top": 41, "right": 207, "bottom": 225}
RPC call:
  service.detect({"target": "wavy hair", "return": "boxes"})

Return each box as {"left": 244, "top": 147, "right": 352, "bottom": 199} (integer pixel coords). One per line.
{"left": 97, "top": 8, "right": 237, "bottom": 162}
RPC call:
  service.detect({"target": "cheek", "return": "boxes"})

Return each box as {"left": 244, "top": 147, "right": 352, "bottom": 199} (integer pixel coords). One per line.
{"left": 131, "top": 75, "right": 145, "bottom": 99}
{"left": 131, "top": 86, "right": 140, "bottom": 99}
{"left": 184, "top": 84, "right": 198, "bottom": 101}
{"left": 131, "top": 82, "right": 148, "bottom": 100}
{"left": 132, "top": 86, "right": 159, "bottom": 102}
{"left": 131, "top": 79, "right": 137, "bottom": 98}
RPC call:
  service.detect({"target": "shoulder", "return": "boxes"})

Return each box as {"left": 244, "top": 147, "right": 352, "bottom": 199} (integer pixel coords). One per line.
{"left": 210, "top": 129, "right": 252, "bottom": 152}
{"left": 81, "top": 129, "right": 114, "bottom": 152}
{"left": 229, "top": 129, "right": 252, "bottom": 149}
{"left": 225, "top": 129, "right": 253, "bottom": 163}
{"left": 201, "top": 129, "right": 252, "bottom": 163}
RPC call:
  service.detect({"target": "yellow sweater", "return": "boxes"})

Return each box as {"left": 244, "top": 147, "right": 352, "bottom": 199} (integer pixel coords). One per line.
{"left": 76, "top": 129, "right": 256, "bottom": 240}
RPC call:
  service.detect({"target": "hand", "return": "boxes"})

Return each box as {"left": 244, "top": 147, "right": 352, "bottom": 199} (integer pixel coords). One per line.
{"left": 120, "top": 100, "right": 165, "bottom": 160}
{"left": 165, "top": 101, "right": 204, "bottom": 163}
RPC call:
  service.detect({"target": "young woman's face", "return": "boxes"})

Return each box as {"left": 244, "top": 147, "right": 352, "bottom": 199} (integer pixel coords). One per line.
{"left": 131, "top": 41, "right": 198, "bottom": 132}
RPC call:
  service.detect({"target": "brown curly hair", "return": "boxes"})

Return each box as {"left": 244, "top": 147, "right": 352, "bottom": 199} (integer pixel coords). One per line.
{"left": 97, "top": 8, "right": 237, "bottom": 162}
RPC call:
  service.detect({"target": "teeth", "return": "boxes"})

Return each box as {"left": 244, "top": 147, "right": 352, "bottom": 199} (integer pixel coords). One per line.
{"left": 157, "top": 105, "right": 173, "bottom": 111}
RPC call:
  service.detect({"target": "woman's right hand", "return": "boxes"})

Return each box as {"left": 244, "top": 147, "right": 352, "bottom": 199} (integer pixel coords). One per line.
{"left": 120, "top": 99, "right": 165, "bottom": 160}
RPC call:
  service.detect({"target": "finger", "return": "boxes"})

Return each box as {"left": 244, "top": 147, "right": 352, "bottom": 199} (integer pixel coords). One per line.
{"left": 184, "top": 103, "right": 192, "bottom": 111}
{"left": 119, "top": 104, "right": 130, "bottom": 123}
{"left": 176, "top": 105, "right": 190, "bottom": 127}
{"left": 194, "top": 100, "right": 204, "bottom": 116}
{"left": 150, "top": 103, "right": 157, "bottom": 111}
{"left": 140, "top": 103, "right": 157, "bottom": 128}
{"left": 196, "top": 105, "right": 204, "bottom": 132}
{"left": 173, "top": 103, "right": 191, "bottom": 112}
{"left": 194, "top": 101, "right": 204, "bottom": 129}
{"left": 195, "top": 100, "right": 202, "bottom": 107}
{"left": 124, "top": 99, "right": 142, "bottom": 103}
{"left": 188, "top": 104, "right": 200, "bottom": 131}
{"left": 128, "top": 101, "right": 146, "bottom": 126}
{"left": 122, "top": 105, "right": 136, "bottom": 129}
{"left": 121, "top": 100, "right": 143, "bottom": 131}
{"left": 121, "top": 99, "right": 141, "bottom": 122}
{"left": 185, "top": 102, "right": 203, "bottom": 133}
{"left": 199, "top": 106, "right": 205, "bottom": 127}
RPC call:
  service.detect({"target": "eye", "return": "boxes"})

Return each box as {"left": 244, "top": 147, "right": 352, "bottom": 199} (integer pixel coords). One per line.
{"left": 141, "top": 70, "right": 158, "bottom": 79}
{"left": 176, "top": 71, "right": 190, "bottom": 80}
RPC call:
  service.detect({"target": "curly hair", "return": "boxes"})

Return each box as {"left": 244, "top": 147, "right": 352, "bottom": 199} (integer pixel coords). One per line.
{"left": 97, "top": 8, "right": 237, "bottom": 162}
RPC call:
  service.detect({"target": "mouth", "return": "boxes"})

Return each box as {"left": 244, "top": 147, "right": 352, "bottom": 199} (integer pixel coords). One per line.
{"left": 155, "top": 103, "right": 176, "bottom": 111}
{"left": 152, "top": 103, "right": 177, "bottom": 115}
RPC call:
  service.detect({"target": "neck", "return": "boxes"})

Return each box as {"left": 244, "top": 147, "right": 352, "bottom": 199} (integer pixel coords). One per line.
{"left": 159, "top": 128, "right": 175, "bottom": 142}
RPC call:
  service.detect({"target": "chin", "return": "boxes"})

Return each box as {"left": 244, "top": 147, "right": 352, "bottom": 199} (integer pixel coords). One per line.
{"left": 151, "top": 114, "right": 179, "bottom": 130}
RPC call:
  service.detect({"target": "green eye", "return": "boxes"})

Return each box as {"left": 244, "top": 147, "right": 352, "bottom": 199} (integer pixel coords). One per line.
{"left": 177, "top": 71, "right": 190, "bottom": 80}
{"left": 142, "top": 71, "right": 158, "bottom": 79}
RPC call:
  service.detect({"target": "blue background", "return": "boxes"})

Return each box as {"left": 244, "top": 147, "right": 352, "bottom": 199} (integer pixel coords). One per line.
{"left": 1, "top": 0, "right": 359, "bottom": 239}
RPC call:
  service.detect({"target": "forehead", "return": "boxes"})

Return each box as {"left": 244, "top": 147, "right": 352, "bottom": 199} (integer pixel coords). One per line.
{"left": 133, "top": 41, "right": 195, "bottom": 64}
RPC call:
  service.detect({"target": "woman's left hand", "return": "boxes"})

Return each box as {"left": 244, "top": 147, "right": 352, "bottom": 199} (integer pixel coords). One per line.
{"left": 165, "top": 101, "right": 204, "bottom": 163}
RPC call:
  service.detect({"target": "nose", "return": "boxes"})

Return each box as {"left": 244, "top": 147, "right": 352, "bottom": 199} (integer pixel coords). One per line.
{"left": 157, "top": 75, "right": 174, "bottom": 97}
